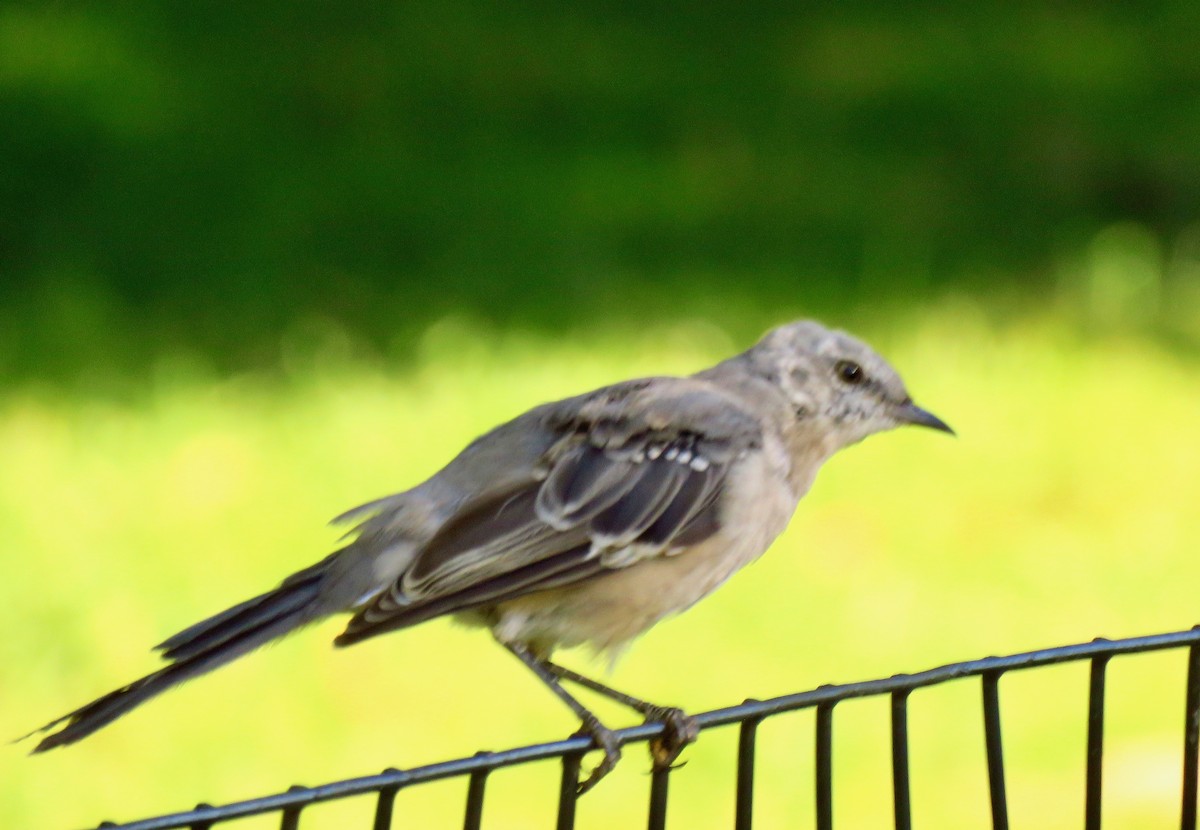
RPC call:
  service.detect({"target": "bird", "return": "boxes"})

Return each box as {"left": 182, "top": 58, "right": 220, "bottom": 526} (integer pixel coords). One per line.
{"left": 24, "top": 319, "right": 952, "bottom": 793}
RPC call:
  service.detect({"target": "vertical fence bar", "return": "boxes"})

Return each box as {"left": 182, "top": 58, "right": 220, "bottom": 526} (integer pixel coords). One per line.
{"left": 647, "top": 766, "right": 671, "bottom": 830}
{"left": 556, "top": 753, "right": 582, "bottom": 830}
{"left": 981, "top": 671, "right": 1009, "bottom": 830}
{"left": 371, "top": 770, "right": 402, "bottom": 830}
{"left": 278, "top": 806, "right": 302, "bottom": 830}
{"left": 735, "top": 715, "right": 763, "bottom": 830}
{"left": 1182, "top": 641, "right": 1200, "bottom": 830}
{"left": 1085, "top": 656, "right": 1110, "bottom": 830}
{"left": 372, "top": 788, "right": 399, "bottom": 830}
{"left": 462, "top": 769, "right": 489, "bottom": 830}
{"left": 278, "top": 786, "right": 306, "bottom": 830}
{"left": 815, "top": 703, "right": 834, "bottom": 830}
{"left": 891, "top": 690, "right": 913, "bottom": 830}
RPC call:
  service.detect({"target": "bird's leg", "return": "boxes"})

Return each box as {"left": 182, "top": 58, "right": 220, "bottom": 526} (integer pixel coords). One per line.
{"left": 502, "top": 642, "right": 622, "bottom": 794}
{"left": 540, "top": 660, "right": 699, "bottom": 771}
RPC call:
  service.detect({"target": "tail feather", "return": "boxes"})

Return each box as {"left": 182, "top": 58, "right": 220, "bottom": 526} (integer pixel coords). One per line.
{"left": 155, "top": 576, "right": 322, "bottom": 663}
{"left": 153, "top": 591, "right": 276, "bottom": 656}
{"left": 25, "top": 564, "right": 330, "bottom": 753}
{"left": 155, "top": 554, "right": 334, "bottom": 661}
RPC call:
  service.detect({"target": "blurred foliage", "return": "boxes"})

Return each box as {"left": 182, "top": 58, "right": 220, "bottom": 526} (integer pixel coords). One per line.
{"left": 1, "top": 1, "right": 1199, "bottom": 382}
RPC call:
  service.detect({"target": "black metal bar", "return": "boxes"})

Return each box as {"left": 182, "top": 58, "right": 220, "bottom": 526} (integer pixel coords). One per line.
{"left": 890, "top": 690, "right": 912, "bottom": 830}
{"left": 371, "top": 786, "right": 398, "bottom": 830}
{"left": 87, "top": 627, "right": 1200, "bottom": 830}
{"left": 981, "top": 672, "right": 1009, "bottom": 830}
{"left": 185, "top": 802, "right": 213, "bottom": 830}
{"left": 735, "top": 713, "right": 762, "bottom": 830}
{"left": 278, "top": 786, "right": 305, "bottom": 830}
{"left": 646, "top": 766, "right": 670, "bottom": 830}
{"left": 277, "top": 806, "right": 301, "bottom": 830}
{"left": 1085, "top": 655, "right": 1110, "bottom": 830}
{"left": 556, "top": 753, "right": 582, "bottom": 830}
{"left": 815, "top": 703, "right": 834, "bottom": 830}
{"left": 462, "top": 766, "right": 489, "bottom": 830}
{"left": 1182, "top": 639, "right": 1200, "bottom": 830}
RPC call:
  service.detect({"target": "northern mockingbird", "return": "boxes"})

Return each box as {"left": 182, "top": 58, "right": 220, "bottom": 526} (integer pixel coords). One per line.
{"left": 27, "top": 320, "right": 951, "bottom": 792}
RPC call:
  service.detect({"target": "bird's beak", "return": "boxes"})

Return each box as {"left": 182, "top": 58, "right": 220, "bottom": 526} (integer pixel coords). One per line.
{"left": 895, "top": 400, "right": 955, "bottom": 435}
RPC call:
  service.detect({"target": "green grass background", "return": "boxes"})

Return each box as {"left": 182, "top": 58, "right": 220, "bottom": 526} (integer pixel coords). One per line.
{"left": 3, "top": 308, "right": 1200, "bottom": 829}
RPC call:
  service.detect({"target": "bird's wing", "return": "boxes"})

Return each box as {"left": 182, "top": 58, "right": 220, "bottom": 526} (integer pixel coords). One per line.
{"left": 335, "top": 378, "right": 764, "bottom": 645}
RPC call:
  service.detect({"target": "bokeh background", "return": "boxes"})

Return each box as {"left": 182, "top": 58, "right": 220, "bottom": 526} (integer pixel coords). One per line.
{"left": 2, "top": 2, "right": 1199, "bottom": 828}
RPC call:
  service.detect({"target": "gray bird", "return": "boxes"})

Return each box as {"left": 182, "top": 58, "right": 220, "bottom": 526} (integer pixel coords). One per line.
{"left": 27, "top": 320, "right": 952, "bottom": 792}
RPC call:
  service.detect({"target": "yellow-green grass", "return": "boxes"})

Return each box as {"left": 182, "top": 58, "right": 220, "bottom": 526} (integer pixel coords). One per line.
{"left": 2, "top": 310, "right": 1199, "bottom": 829}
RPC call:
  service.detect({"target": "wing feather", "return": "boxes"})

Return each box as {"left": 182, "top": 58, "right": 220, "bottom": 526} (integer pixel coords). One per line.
{"left": 534, "top": 444, "right": 642, "bottom": 528}
{"left": 338, "top": 380, "right": 764, "bottom": 646}
{"left": 404, "top": 487, "right": 588, "bottom": 598}
{"left": 638, "top": 463, "right": 722, "bottom": 550}
{"left": 342, "top": 543, "right": 602, "bottom": 640}
{"left": 588, "top": 455, "right": 689, "bottom": 547}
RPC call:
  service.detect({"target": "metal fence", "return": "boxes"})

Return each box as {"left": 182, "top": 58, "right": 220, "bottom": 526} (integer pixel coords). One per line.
{"left": 92, "top": 627, "right": 1200, "bottom": 830}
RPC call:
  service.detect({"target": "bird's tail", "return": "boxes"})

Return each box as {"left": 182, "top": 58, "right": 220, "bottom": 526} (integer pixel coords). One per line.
{"left": 24, "top": 556, "right": 334, "bottom": 753}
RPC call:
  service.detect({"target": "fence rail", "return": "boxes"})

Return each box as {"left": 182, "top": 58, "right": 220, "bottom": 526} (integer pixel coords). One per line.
{"left": 92, "top": 626, "right": 1200, "bottom": 830}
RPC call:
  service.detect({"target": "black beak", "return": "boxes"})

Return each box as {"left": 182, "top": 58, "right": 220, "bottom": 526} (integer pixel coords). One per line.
{"left": 896, "top": 400, "right": 955, "bottom": 435}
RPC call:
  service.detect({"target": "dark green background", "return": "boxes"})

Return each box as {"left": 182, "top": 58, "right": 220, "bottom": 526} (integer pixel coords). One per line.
{"left": 3, "top": 2, "right": 1197, "bottom": 379}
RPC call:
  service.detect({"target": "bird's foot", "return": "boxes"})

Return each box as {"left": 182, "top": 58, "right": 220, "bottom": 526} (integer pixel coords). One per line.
{"left": 573, "top": 715, "right": 622, "bottom": 795}
{"left": 643, "top": 706, "right": 700, "bottom": 770}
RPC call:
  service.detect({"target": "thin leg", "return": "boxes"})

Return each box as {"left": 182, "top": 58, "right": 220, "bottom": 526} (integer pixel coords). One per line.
{"left": 541, "top": 658, "right": 700, "bottom": 771}
{"left": 541, "top": 660, "right": 660, "bottom": 711}
{"left": 503, "top": 642, "right": 622, "bottom": 795}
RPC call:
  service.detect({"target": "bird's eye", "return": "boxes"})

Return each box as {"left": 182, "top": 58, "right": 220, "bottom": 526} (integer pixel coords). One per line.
{"left": 835, "top": 360, "right": 865, "bottom": 385}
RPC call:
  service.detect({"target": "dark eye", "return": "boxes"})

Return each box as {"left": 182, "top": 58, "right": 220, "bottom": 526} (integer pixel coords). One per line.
{"left": 835, "top": 360, "right": 865, "bottom": 385}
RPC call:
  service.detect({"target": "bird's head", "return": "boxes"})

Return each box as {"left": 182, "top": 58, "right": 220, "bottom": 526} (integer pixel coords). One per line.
{"left": 750, "top": 320, "right": 953, "bottom": 451}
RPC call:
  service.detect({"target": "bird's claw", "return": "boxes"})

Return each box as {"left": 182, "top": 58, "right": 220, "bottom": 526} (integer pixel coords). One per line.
{"left": 644, "top": 706, "right": 699, "bottom": 770}
{"left": 574, "top": 717, "right": 622, "bottom": 796}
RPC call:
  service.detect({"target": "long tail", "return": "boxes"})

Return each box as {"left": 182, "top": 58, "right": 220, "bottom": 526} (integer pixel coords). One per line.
{"left": 25, "top": 557, "right": 333, "bottom": 753}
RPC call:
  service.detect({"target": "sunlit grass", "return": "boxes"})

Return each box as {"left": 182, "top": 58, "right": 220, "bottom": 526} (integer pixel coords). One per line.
{"left": 2, "top": 309, "right": 1199, "bottom": 829}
